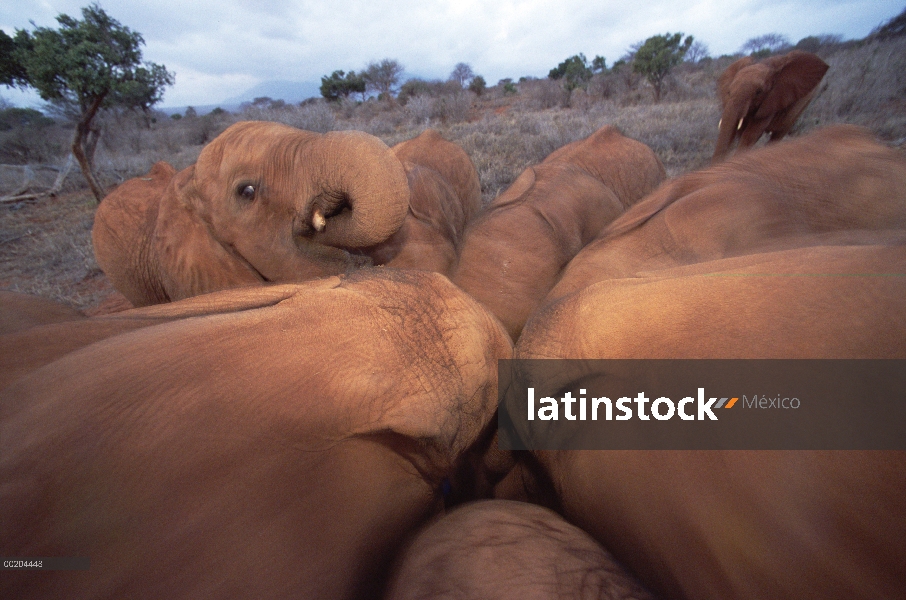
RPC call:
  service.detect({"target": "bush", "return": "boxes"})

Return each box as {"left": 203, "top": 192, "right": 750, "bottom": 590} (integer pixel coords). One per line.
{"left": 405, "top": 95, "right": 434, "bottom": 124}
{"left": 432, "top": 92, "right": 472, "bottom": 123}
{"left": 0, "top": 109, "right": 67, "bottom": 164}
{"left": 468, "top": 75, "right": 487, "bottom": 96}
{"left": 633, "top": 33, "right": 694, "bottom": 102}
{"left": 399, "top": 78, "right": 434, "bottom": 104}
{"left": 0, "top": 107, "right": 54, "bottom": 130}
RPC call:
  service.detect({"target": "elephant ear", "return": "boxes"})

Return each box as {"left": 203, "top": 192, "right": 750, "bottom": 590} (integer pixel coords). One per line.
{"left": 93, "top": 162, "right": 174, "bottom": 307}
{"left": 758, "top": 51, "right": 829, "bottom": 120}
{"left": 717, "top": 57, "right": 755, "bottom": 106}
{"left": 151, "top": 166, "right": 264, "bottom": 303}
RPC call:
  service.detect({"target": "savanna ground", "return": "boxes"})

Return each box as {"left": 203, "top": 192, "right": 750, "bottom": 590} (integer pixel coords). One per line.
{"left": 1, "top": 36, "right": 904, "bottom": 312}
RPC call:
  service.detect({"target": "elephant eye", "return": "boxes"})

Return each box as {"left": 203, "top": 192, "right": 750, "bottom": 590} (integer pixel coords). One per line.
{"left": 238, "top": 184, "right": 256, "bottom": 201}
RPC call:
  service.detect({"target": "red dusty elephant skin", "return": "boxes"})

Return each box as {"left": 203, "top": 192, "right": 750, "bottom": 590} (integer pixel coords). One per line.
{"left": 508, "top": 132, "right": 906, "bottom": 600}
{"left": 452, "top": 125, "right": 665, "bottom": 341}
{"left": 386, "top": 499, "right": 656, "bottom": 600}
{"left": 0, "top": 269, "right": 512, "bottom": 600}
{"left": 549, "top": 125, "right": 906, "bottom": 304}
{"left": 93, "top": 123, "right": 480, "bottom": 306}
{"left": 712, "top": 50, "right": 828, "bottom": 163}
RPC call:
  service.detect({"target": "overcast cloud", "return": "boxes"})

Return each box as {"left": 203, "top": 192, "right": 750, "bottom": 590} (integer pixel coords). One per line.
{"left": 1, "top": 0, "right": 902, "bottom": 108}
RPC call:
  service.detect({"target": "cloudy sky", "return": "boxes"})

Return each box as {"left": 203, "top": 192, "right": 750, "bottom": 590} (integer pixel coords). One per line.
{"left": 1, "top": 0, "right": 902, "bottom": 108}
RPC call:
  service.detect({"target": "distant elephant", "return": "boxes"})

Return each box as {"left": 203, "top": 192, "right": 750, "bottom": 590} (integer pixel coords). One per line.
{"left": 92, "top": 123, "right": 480, "bottom": 307}
{"left": 451, "top": 125, "right": 665, "bottom": 340}
{"left": 712, "top": 50, "right": 828, "bottom": 162}
{"left": 0, "top": 269, "right": 512, "bottom": 600}
{"left": 549, "top": 125, "right": 906, "bottom": 303}
{"left": 385, "top": 500, "right": 656, "bottom": 600}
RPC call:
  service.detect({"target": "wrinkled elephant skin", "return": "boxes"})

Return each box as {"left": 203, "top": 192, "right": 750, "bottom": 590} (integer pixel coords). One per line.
{"left": 0, "top": 270, "right": 512, "bottom": 600}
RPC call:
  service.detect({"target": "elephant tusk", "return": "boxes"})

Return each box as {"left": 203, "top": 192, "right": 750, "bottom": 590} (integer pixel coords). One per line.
{"left": 312, "top": 209, "right": 327, "bottom": 232}
{"left": 737, "top": 118, "right": 744, "bottom": 131}
{"left": 718, "top": 118, "right": 722, "bottom": 129}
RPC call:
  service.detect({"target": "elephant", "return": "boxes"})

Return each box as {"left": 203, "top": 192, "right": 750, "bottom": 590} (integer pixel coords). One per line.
{"left": 451, "top": 125, "right": 665, "bottom": 340}
{"left": 0, "top": 269, "right": 512, "bottom": 600}
{"left": 498, "top": 125, "right": 906, "bottom": 599}
{"left": 508, "top": 245, "right": 906, "bottom": 600}
{"left": 524, "top": 243, "right": 906, "bottom": 361}
{"left": 372, "top": 128, "right": 482, "bottom": 274}
{"left": 712, "top": 50, "right": 828, "bottom": 162}
{"left": 92, "top": 122, "right": 480, "bottom": 307}
{"left": 385, "top": 500, "right": 656, "bottom": 600}
{"left": 548, "top": 125, "right": 906, "bottom": 304}
{"left": 0, "top": 288, "right": 239, "bottom": 390}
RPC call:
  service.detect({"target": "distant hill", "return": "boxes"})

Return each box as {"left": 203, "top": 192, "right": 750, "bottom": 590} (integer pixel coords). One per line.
{"left": 222, "top": 80, "right": 321, "bottom": 106}
{"left": 156, "top": 103, "right": 239, "bottom": 116}
{"left": 158, "top": 80, "right": 322, "bottom": 116}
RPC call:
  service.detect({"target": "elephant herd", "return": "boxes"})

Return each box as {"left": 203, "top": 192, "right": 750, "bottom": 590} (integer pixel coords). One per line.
{"left": 2, "top": 53, "right": 906, "bottom": 599}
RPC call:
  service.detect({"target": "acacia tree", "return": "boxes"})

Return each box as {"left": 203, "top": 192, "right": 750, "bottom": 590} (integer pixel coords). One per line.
{"left": 319, "top": 70, "right": 366, "bottom": 102}
{"left": 450, "top": 62, "right": 475, "bottom": 87}
{"left": 684, "top": 40, "right": 710, "bottom": 64}
{"left": 591, "top": 55, "right": 607, "bottom": 73}
{"left": 611, "top": 43, "right": 643, "bottom": 92}
{"left": 467, "top": 75, "right": 486, "bottom": 96}
{"left": 549, "top": 54, "right": 593, "bottom": 91}
{"left": 740, "top": 33, "right": 791, "bottom": 56}
{"left": 12, "top": 4, "right": 173, "bottom": 202}
{"left": 633, "top": 33, "right": 693, "bottom": 102}
{"left": 0, "top": 30, "right": 29, "bottom": 86}
{"left": 364, "top": 58, "right": 404, "bottom": 100}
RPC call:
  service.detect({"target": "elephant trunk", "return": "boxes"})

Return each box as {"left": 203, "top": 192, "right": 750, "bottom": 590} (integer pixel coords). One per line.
{"left": 304, "top": 130, "right": 410, "bottom": 249}
{"left": 712, "top": 99, "right": 750, "bottom": 164}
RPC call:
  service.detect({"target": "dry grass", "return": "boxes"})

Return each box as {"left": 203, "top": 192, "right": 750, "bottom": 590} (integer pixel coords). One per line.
{"left": 802, "top": 37, "right": 906, "bottom": 142}
{"left": 0, "top": 190, "right": 110, "bottom": 309}
{"left": 2, "top": 35, "right": 904, "bottom": 311}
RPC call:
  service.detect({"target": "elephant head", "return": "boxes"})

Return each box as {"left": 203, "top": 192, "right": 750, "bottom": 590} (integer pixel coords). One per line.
{"left": 385, "top": 500, "right": 657, "bottom": 600}
{"left": 713, "top": 50, "right": 828, "bottom": 163}
{"left": 93, "top": 121, "right": 410, "bottom": 306}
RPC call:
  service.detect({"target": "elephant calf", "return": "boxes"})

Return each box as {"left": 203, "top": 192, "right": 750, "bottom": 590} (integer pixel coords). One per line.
{"left": 368, "top": 128, "right": 482, "bottom": 274}
{"left": 504, "top": 124, "right": 906, "bottom": 599}
{"left": 549, "top": 125, "right": 906, "bottom": 303}
{"left": 452, "top": 125, "right": 665, "bottom": 341}
{"left": 511, "top": 242, "right": 906, "bottom": 600}
{"left": 0, "top": 269, "right": 512, "bottom": 600}
{"left": 93, "top": 122, "right": 480, "bottom": 307}
{"left": 0, "top": 290, "right": 84, "bottom": 335}
{"left": 385, "top": 500, "right": 657, "bottom": 600}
